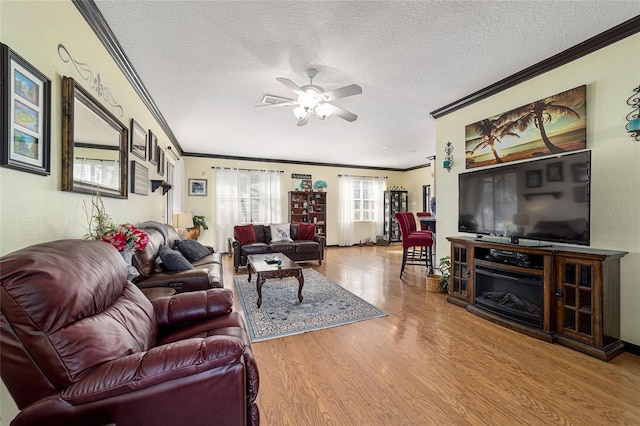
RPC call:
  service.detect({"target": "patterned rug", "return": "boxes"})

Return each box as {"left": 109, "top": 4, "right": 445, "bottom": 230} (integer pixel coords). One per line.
{"left": 234, "top": 268, "right": 387, "bottom": 342}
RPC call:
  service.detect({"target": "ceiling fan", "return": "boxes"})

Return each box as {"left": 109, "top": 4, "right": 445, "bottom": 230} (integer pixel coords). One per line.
{"left": 258, "top": 68, "right": 362, "bottom": 126}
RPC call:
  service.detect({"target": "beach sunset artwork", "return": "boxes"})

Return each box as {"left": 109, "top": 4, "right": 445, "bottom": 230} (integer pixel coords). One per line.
{"left": 465, "top": 85, "right": 586, "bottom": 169}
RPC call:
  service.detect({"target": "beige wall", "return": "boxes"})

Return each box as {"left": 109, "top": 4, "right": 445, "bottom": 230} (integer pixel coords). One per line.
{"left": 184, "top": 156, "right": 429, "bottom": 248}
{"left": 433, "top": 34, "right": 640, "bottom": 345}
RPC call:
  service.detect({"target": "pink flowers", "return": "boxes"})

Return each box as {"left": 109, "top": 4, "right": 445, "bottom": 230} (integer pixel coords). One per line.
{"left": 100, "top": 223, "right": 149, "bottom": 252}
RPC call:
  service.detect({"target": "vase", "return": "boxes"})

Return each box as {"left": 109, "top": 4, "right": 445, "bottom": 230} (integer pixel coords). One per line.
{"left": 120, "top": 247, "right": 139, "bottom": 281}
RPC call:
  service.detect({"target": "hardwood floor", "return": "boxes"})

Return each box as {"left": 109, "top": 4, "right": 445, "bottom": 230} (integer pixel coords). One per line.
{"left": 224, "top": 245, "right": 640, "bottom": 425}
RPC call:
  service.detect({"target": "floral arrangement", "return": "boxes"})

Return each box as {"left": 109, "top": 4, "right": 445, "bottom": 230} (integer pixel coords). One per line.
{"left": 84, "top": 193, "right": 149, "bottom": 252}
{"left": 100, "top": 223, "right": 149, "bottom": 252}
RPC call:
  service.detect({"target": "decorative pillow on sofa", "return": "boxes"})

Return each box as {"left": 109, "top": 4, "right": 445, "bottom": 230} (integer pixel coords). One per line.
{"left": 158, "top": 246, "right": 194, "bottom": 271}
{"left": 297, "top": 222, "right": 316, "bottom": 241}
{"left": 175, "top": 239, "right": 211, "bottom": 261}
{"left": 235, "top": 224, "right": 256, "bottom": 245}
{"left": 270, "top": 223, "right": 293, "bottom": 242}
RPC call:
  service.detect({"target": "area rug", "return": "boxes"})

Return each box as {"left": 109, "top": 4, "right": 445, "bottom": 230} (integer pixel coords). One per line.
{"left": 234, "top": 268, "right": 387, "bottom": 342}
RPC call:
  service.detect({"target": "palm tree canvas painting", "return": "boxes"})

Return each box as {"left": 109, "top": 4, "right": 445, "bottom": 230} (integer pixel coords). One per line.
{"left": 465, "top": 85, "right": 586, "bottom": 169}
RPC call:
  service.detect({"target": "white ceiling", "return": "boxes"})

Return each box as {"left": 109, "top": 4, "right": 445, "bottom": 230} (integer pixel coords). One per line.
{"left": 93, "top": 1, "right": 640, "bottom": 170}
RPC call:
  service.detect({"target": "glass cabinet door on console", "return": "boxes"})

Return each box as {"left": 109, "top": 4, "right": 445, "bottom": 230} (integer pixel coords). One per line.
{"left": 555, "top": 256, "right": 600, "bottom": 346}
{"left": 450, "top": 242, "right": 471, "bottom": 301}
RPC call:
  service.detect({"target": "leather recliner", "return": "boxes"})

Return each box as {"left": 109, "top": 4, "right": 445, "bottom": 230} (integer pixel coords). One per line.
{"left": 0, "top": 239, "right": 259, "bottom": 426}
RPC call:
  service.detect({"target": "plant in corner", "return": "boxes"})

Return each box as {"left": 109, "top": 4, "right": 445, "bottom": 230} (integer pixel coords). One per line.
{"left": 186, "top": 215, "right": 208, "bottom": 240}
{"left": 438, "top": 255, "right": 451, "bottom": 292}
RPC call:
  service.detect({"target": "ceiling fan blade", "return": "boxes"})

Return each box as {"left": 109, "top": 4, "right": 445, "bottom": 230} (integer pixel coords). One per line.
{"left": 324, "top": 104, "right": 358, "bottom": 122}
{"left": 321, "top": 84, "right": 362, "bottom": 102}
{"left": 256, "top": 101, "right": 299, "bottom": 108}
{"left": 276, "top": 77, "right": 307, "bottom": 97}
{"left": 297, "top": 113, "right": 310, "bottom": 126}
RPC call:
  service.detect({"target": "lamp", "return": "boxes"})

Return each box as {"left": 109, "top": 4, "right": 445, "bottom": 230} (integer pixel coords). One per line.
{"left": 626, "top": 85, "right": 640, "bottom": 142}
{"left": 314, "top": 103, "right": 332, "bottom": 119}
{"left": 172, "top": 213, "right": 194, "bottom": 239}
{"left": 512, "top": 213, "right": 530, "bottom": 243}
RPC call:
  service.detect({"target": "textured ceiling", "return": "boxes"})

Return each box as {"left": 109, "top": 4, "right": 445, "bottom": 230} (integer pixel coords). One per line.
{"left": 93, "top": 1, "right": 640, "bottom": 169}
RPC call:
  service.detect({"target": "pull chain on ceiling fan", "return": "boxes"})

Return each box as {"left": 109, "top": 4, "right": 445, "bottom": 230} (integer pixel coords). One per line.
{"left": 258, "top": 68, "right": 362, "bottom": 126}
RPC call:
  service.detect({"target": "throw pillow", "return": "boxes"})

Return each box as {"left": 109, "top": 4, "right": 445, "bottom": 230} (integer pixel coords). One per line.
{"left": 158, "top": 246, "right": 194, "bottom": 271}
{"left": 235, "top": 224, "right": 256, "bottom": 245}
{"left": 270, "top": 223, "right": 293, "bottom": 242}
{"left": 297, "top": 222, "right": 316, "bottom": 241}
{"left": 175, "top": 239, "right": 211, "bottom": 261}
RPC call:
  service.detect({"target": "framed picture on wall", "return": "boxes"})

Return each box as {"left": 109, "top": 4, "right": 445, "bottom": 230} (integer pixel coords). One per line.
{"left": 188, "top": 178, "right": 207, "bottom": 196}
{"left": 157, "top": 147, "right": 165, "bottom": 176}
{"left": 131, "top": 161, "right": 149, "bottom": 195}
{"left": 526, "top": 170, "right": 542, "bottom": 188}
{"left": 130, "top": 119, "right": 147, "bottom": 160}
{"left": 546, "top": 162, "right": 563, "bottom": 182}
{"left": 1, "top": 43, "right": 51, "bottom": 175}
{"left": 148, "top": 130, "right": 158, "bottom": 165}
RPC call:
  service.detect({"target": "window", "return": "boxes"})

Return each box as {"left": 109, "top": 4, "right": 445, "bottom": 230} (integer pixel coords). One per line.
{"left": 353, "top": 178, "right": 377, "bottom": 221}
{"left": 214, "top": 168, "right": 281, "bottom": 252}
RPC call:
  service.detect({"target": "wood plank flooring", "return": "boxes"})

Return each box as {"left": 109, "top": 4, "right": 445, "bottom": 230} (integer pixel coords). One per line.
{"left": 224, "top": 245, "right": 640, "bottom": 425}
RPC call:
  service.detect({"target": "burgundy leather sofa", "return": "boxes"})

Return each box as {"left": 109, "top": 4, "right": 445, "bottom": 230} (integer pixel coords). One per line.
{"left": 0, "top": 239, "right": 259, "bottom": 426}
{"left": 133, "top": 221, "right": 224, "bottom": 292}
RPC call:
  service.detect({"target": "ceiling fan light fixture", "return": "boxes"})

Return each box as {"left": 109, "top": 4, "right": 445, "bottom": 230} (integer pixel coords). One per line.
{"left": 298, "top": 93, "right": 317, "bottom": 110}
{"left": 315, "top": 103, "right": 332, "bottom": 119}
{"left": 293, "top": 106, "right": 308, "bottom": 119}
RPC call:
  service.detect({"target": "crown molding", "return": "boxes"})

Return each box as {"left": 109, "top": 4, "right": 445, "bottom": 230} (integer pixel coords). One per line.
{"left": 73, "top": 0, "right": 183, "bottom": 155}
{"left": 431, "top": 15, "right": 640, "bottom": 119}
{"left": 183, "top": 152, "right": 431, "bottom": 172}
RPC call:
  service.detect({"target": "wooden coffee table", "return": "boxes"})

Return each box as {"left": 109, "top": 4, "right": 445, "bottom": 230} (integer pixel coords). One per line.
{"left": 247, "top": 253, "right": 304, "bottom": 308}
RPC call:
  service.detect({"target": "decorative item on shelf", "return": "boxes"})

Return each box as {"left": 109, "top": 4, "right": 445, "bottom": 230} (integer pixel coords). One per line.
{"left": 430, "top": 197, "right": 436, "bottom": 215}
{"left": 186, "top": 215, "right": 208, "bottom": 240}
{"left": 443, "top": 141, "right": 453, "bottom": 172}
{"left": 151, "top": 179, "right": 172, "bottom": 195}
{"left": 626, "top": 85, "right": 640, "bottom": 142}
{"left": 313, "top": 180, "right": 328, "bottom": 191}
{"left": 172, "top": 212, "right": 194, "bottom": 239}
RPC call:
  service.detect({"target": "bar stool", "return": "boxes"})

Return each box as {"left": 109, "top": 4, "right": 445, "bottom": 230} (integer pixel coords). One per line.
{"left": 395, "top": 212, "right": 434, "bottom": 278}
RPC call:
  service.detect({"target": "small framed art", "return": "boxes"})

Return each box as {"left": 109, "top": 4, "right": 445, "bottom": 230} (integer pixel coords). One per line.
{"left": 189, "top": 178, "right": 207, "bottom": 196}
{"left": 148, "top": 130, "right": 158, "bottom": 165}
{"left": 130, "top": 119, "right": 147, "bottom": 160}
{"left": 525, "top": 170, "right": 542, "bottom": 188}
{"left": 131, "top": 161, "right": 149, "bottom": 195}
{"left": 546, "top": 162, "right": 563, "bottom": 182}
{"left": 157, "top": 147, "right": 165, "bottom": 176}
{"left": 1, "top": 44, "right": 51, "bottom": 175}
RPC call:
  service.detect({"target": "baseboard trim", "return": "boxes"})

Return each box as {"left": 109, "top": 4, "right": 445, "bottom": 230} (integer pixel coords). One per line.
{"left": 623, "top": 341, "right": 640, "bottom": 357}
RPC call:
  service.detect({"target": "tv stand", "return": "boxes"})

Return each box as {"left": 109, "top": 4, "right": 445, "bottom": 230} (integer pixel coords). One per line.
{"left": 447, "top": 236, "right": 627, "bottom": 361}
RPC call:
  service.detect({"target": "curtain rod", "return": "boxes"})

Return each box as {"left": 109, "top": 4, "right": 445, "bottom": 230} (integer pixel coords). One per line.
{"left": 212, "top": 167, "right": 284, "bottom": 173}
{"left": 338, "top": 174, "right": 387, "bottom": 179}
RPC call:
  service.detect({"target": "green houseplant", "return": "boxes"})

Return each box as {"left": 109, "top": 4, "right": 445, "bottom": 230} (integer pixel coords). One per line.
{"left": 438, "top": 256, "right": 451, "bottom": 292}
{"left": 186, "top": 215, "right": 208, "bottom": 240}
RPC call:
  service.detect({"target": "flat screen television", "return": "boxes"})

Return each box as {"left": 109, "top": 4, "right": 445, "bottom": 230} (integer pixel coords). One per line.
{"left": 458, "top": 150, "right": 591, "bottom": 246}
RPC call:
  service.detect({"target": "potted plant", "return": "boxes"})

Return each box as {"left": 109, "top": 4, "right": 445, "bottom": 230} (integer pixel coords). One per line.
{"left": 438, "top": 256, "right": 451, "bottom": 292}
{"left": 186, "top": 215, "right": 208, "bottom": 240}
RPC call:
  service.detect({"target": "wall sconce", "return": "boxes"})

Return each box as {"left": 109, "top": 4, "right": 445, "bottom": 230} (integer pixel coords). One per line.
{"left": 626, "top": 85, "right": 640, "bottom": 142}
{"left": 443, "top": 141, "right": 453, "bottom": 172}
{"left": 151, "top": 179, "right": 173, "bottom": 195}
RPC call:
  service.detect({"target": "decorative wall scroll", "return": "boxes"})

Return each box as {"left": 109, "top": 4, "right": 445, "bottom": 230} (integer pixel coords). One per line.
{"left": 58, "top": 44, "right": 123, "bottom": 117}
{"left": 1, "top": 44, "right": 51, "bottom": 175}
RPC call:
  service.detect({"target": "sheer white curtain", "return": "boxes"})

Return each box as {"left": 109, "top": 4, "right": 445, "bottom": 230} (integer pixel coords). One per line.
{"left": 214, "top": 168, "right": 282, "bottom": 253}
{"left": 215, "top": 168, "right": 242, "bottom": 253}
{"left": 339, "top": 175, "right": 354, "bottom": 246}
{"left": 374, "top": 177, "right": 387, "bottom": 236}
